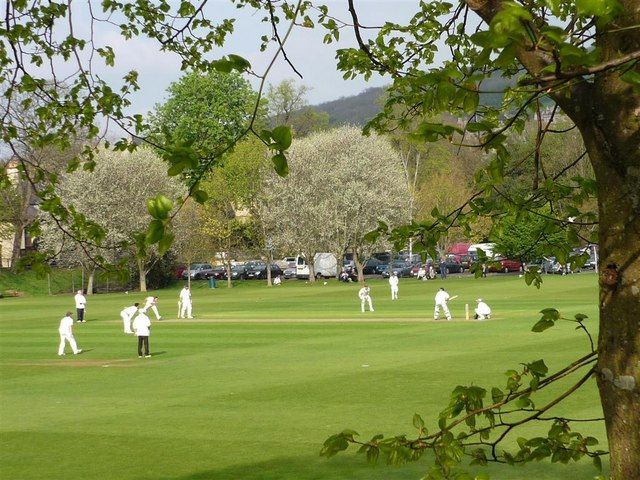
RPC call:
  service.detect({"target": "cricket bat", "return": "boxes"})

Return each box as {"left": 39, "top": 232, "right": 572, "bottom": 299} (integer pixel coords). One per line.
{"left": 448, "top": 295, "right": 459, "bottom": 301}
{"left": 177, "top": 300, "right": 181, "bottom": 318}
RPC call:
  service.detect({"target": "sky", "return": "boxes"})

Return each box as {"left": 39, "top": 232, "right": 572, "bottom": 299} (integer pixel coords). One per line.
{"left": 83, "top": 1, "right": 428, "bottom": 115}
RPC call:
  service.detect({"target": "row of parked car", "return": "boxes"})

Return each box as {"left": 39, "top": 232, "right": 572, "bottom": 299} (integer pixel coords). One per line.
{"left": 178, "top": 261, "right": 284, "bottom": 281}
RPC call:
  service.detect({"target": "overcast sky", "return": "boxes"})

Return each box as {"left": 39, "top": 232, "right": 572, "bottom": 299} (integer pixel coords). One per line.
{"left": 90, "top": 1, "right": 431, "bottom": 115}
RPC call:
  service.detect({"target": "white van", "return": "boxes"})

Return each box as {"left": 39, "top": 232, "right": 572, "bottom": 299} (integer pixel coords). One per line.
{"left": 296, "top": 253, "right": 337, "bottom": 279}
{"left": 468, "top": 243, "right": 496, "bottom": 258}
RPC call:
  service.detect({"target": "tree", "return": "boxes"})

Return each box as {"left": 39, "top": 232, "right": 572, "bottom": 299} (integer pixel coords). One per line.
{"left": 149, "top": 70, "right": 259, "bottom": 185}
{"left": 258, "top": 126, "right": 409, "bottom": 283}
{"left": 266, "top": 79, "right": 330, "bottom": 136}
{"left": 40, "top": 147, "right": 185, "bottom": 292}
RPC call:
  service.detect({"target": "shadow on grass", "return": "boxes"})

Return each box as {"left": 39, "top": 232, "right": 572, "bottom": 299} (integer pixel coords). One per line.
{"left": 159, "top": 454, "right": 603, "bottom": 480}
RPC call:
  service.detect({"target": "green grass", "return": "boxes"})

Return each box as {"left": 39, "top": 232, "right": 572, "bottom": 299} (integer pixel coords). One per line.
{"left": 0, "top": 273, "right": 606, "bottom": 479}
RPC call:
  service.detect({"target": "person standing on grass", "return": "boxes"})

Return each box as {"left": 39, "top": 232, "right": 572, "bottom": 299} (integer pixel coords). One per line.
{"left": 132, "top": 308, "right": 151, "bottom": 358}
{"left": 389, "top": 271, "right": 399, "bottom": 300}
{"left": 120, "top": 302, "right": 139, "bottom": 334}
{"left": 358, "top": 284, "right": 374, "bottom": 313}
{"left": 74, "top": 289, "right": 87, "bottom": 323}
{"left": 439, "top": 258, "right": 447, "bottom": 280}
{"left": 58, "top": 312, "right": 82, "bottom": 356}
{"left": 178, "top": 285, "right": 193, "bottom": 319}
{"left": 434, "top": 287, "right": 452, "bottom": 321}
{"left": 143, "top": 295, "right": 162, "bottom": 320}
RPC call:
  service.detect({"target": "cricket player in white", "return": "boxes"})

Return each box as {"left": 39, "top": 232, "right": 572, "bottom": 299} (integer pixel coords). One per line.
{"left": 58, "top": 312, "right": 82, "bottom": 356}
{"left": 389, "top": 271, "right": 399, "bottom": 300}
{"left": 132, "top": 309, "right": 152, "bottom": 358}
{"left": 474, "top": 298, "right": 492, "bottom": 320}
{"left": 120, "top": 302, "right": 139, "bottom": 333}
{"left": 358, "top": 285, "right": 374, "bottom": 312}
{"left": 74, "top": 289, "right": 87, "bottom": 322}
{"left": 434, "top": 287, "right": 452, "bottom": 321}
{"left": 178, "top": 286, "right": 193, "bottom": 319}
{"left": 143, "top": 295, "right": 162, "bottom": 320}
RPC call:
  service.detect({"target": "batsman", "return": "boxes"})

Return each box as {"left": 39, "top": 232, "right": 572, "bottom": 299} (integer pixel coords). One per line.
{"left": 434, "top": 287, "right": 456, "bottom": 321}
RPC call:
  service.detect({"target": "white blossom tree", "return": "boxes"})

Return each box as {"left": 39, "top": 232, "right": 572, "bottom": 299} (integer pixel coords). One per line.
{"left": 258, "top": 126, "right": 409, "bottom": 283}
{"left": 40, "top": 147, "right": 186, "bottom": 292}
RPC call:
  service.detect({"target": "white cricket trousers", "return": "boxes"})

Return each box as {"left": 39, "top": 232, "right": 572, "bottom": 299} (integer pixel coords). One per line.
{"left": 121, "top": 312, "right": 133, "bottom": 333}
{"left": 180, "top": 301, "right": 193, "bottom": 318}
{"left": 147, "top": 305, "right": 161, "bottom": 320}
{"left": 58, "top": 334, "right": 80, "bottom": 355}
{"left": 434, "top": 303, "right": 451, "bottom": 320}
{"left": 361, "top": 296, "right": 374, "bottom": 312}
{"left": 391, "top": 286, "right": 398, "bottom": 300}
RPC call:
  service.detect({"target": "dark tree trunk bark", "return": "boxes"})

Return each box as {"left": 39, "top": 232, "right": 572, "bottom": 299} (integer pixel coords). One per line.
{"left": 354, "top": 250, "right": 365, "bottom": 283}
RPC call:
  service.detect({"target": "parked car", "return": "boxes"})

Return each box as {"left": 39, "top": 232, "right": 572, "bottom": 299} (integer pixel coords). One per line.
{"left": 228, "top": 265, "right": 248, "bottom": 280}
{"left": 362, "top": 258, "right": 383, "bottom": 274}
{"left": 435, "top": 256, "right": 463, "bottom": 274}
{"left": 460, "top": 253, "right": 477, "bottom": 271}
{"left": 246, "top": 262, "right": 283, "bottom": 280}
{"left": 488, "top": 257, "right": 523, "bottom": 273}
{"left": 174, "top": 264, "right": 188, "bottom": 279}
{"left": 377, "top": 264, "right": 390, "bottom": 277}
{"left": 209, "top": 265, "right": 227, "bottom": 280}
{"left": 525, "top": 258, "right": 556, "bottom": 274}
{"left": 283, "top": 266, "right": 297, "bottom": 279}
{"left": 387, "top": 261, "right": 414, "bottom": 277}
{"left": 182, "top": 263, "right": 215, "bottom": 280}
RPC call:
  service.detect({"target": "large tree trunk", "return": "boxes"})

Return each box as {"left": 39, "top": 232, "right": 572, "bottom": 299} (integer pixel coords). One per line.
{"left": 463, "top": 2, "right": 640, "bottom": 477}
{"left": 9, "top": 222, "right": 24, "bottom": 271}
{"left": 582, "top": 111, "right": 640, "bottom": 480}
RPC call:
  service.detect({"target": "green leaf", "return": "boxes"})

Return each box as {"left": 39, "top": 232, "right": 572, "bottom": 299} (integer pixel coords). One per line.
{"left": 227, "top": 54, "right": 252, "bottom": 71}
{"left": 192, "top": 189, "right": 208, "bottom": 204}
{"left": 412, "top": 413, "right": 425, "bottom": 430}
{"left": 592, "top": 455, "right": 603, "bottom": 472}
{"left": 532, "top": 319, "right": 555, "bottom": 332}
{"left": 271, "top": 125, "right": 292, "bottom": 150}
{"left": 145, "top": 219, "right": 165, "bottom": 244}
{"left": 271, "top": 153, "right": 289, "bottom": 177}
{"left": 620, "top": 69, "right": 640, "bottom": 89}
{"left": 158, "top": 231, "right": 174, "bottom": 256}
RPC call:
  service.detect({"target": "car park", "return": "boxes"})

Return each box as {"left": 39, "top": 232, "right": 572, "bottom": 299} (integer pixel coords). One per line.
{"left": 182, "top": 263, "right": 215, "bottom": 280}
{"left": 208, "top": 265, "right": 227, "bottom": 280}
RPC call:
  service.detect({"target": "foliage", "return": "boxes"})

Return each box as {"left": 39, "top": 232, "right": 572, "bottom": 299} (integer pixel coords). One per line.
{"left": 257, "top": 125, "right": 409, "bottom": 280}
{"left": 38, "top": 147, "right": 185, "bottom": 291}
{"left": 265, "top": 79, "right": 330, "bottom": 136}
{"left": 149, "top": 70, "right": 258, "bottom": 186}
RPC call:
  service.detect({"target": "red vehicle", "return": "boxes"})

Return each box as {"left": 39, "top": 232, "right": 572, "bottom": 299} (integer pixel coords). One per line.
{"left": 489, "top": 257, "right": 523, "bottom": 273}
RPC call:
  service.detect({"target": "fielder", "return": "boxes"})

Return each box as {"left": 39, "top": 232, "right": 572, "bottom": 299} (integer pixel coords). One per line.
{"left": 358, "top": 284, "right": 374, "bottom": 313}
{"left": 74, "top": 289, "right": 87, "bottom": 323}
{"left": 434, "top": 287, "right": 453, "bottom": 321}
{"left": 120, "top": 302, "right": 140, "bottom": 333}
{"left": 143, "top": 295, "right": 162, "bottom": 320}
{"left": 58, "top": 312, "right": 82, "bottom": 356}
{"left": 389, "top": 271, "right": 399, "bottom": 300}
{"left": 474, "top": 298, "right": 492, "bottom": 320}
{"left": 178, "top": 285, "right": 193, "bottom": 319}
{"left": 132, "top": 308, "right": 152, "bottom": 358}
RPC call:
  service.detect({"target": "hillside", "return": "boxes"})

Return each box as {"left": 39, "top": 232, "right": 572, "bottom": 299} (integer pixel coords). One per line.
{"left": 312, "top": 76, "right": 516, "bottom": 127}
